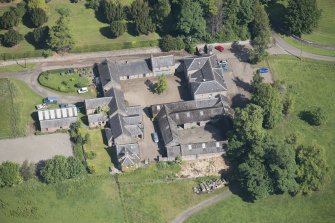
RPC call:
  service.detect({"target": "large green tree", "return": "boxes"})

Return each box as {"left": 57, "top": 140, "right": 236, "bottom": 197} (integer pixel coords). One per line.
{"left": 130, "top": 0, "right": 155, "bottom": 35}
{"left": 154, "top": 74, "right": 168, "bottom": 94}
{"left": 20, "top": 160, "right": 36, "bottom": 181}
{"left": 67, "top": 157, "right": 86, "bottom": 178}
{"left": 40, "top": 155, "right": 69, "bottom": 184}
{"left": 29, "top": 8, "right": 48, "bottom": 28}
{"left": 252, "top": 83, "right": 283, "bottom": 129}
{"left": 285, "top": 0, "right": 321, "bottom": 36}
{"left": 2, "top": 29, "right": 23, "bottom": 47}
{"left": 159, "top": 35, "right": 185, "bottom": 52}
{"left": 296, "top": 144, "right": 328, "bottom": 194}
{"left": 0, "top": 161, "right": 22, "bottom": 187}
{"left": 27, "top": 0, "right": 48, "bottom": 12}
{"left": 101, "top": 0, "right": 125, "bottom": 23}
{"left": 110, "top": 21, "right": 126, "bottom": 38}
{"left": 47, "top": 15, "right": 75, "bottom": 52}
{"left": 0, "top": 10, "right": 20, "bottom": 29}
{"left": 175, "top": 0, "right": 206, "bottom": 39}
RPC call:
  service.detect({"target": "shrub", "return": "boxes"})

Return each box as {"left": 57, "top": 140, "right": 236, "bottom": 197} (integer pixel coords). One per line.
{"left": 20, "top": 160, "right": 36, "bottom": 181}
{"left": 33, "top": 26, "right": 49, "bottom": 46}
{"left": 159, "top": 35, "right": 185, "bottom": 52}
{"left": 29, "top": 8, "right": 48, "bottom": 27}
{"left": 2, "top": 29, "right": 23, "bottom": 47}
{"left": 248, "top": 48, "right": 268, "bottom": 64}
{"left": 110, "top": 21, "right": 126, "bottom": 38}
{"left": 85, "top": 0, "right": 100, "bottom": 10}
{"left": 0, "top": 161, "right": 22, "bottom": 187}
{"left": 300, "top": 106, "right": 326, "bottom": 126}
{"left": 185, "top": 43, "right": 195, "bottom": 54}
{"left": 87, "top": 164, "right": 96, "bottom": 174}
{"left": 85, "top": 150, "right": 96, "bottom": 160}
{"left": 67, "top": 157, "right": 86, "bottom": 178}
{"left": 154, "top": 74, "right": 168, "bottom": 94}
{"left": 13, "top": 2, "right": 27, "bottom": 17}
{"left": 40, "top": 155, "right": 69, "bottom": 184}
{"left": 42, "top": 49, "right": 53, "bottom": 58}
{"left": 283, "top": 93, "right": 294, "bottom": 115}
{"left": 0, "top": 10, "right": 20, "bottom": 29}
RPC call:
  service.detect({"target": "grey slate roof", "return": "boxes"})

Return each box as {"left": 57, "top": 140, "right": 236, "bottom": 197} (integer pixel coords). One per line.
{"left": 183, "top": 55, "right": 227, "bottom": 96}
{"left": 150, "top": 55, "right": 174, "bottom": 69}
{"left": 85, "top": 97, "right": 113, "bottom": 110}
{"left": 116, "top": 143, "right": 141, "bottom": 167}
{"left": 40, "top": 117, "right": 78, "bottom": 129}
{"left": 87, "top": 113, "right": 108, "bottom": 123}
{"left": 179, "top": 141, "right": 227, "bottom": 156}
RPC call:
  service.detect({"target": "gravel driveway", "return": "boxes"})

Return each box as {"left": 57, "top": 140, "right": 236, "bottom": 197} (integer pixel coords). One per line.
{"left": 0, "top": 133, "right": 73, "bottom": 164}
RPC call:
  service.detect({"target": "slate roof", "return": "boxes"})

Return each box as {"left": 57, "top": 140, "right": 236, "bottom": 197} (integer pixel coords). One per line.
{"left": 184, "top": 55, "right": 227, "bottom": 96}
{"left": 40, "top": 117, "right": 78, "bottom": 129}
{"left": 116, "top": 143, "right": 141, "bottom": 167}
{"left": 153, "top": 97, "right": 230, "bottom": 149}
{"left": 85, "top": 97, "right": 113, "bottom": 110}
{"left": 179, "top": 141, "right": 227, "bottom": 156}
{"left": 87, "top": 113, "right": 108, "bottom": 124}
{"left": 150, "top": 55, "right": 174, "bottom": 69}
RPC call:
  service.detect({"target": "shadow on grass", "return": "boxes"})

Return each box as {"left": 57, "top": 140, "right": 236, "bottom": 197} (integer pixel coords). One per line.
{"left": 99, "top": 26, "right": 114, "bottom": 39}
{"left": 127, "top": 21, "right": 138, "bottom": 36}
{"left": 94, "top": 8, "right": 108, "bottom": 24}
{"left": 266, "top": 2, "right": 287, "bottom": 34}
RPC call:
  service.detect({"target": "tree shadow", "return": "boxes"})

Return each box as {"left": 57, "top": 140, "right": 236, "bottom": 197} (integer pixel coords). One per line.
{"left": 266, "top": 2, "right": 287, "bottom": 34}
{"left": 99, "top": 26, "right": 113, "bottom": 39}
{"left": 233, "top": 77, "right": 252, "bottom": 92}
{"left": 231, "top": 93, "right": 251, "bottom": 109}
{"left": 127, "top": 21, "right": 138, "bottom": 36}
{"left": 230, "top": 42, "right": 250, "bottom": 62}
{"left": 94, "top": 8, "right": 108, "bottom": 24}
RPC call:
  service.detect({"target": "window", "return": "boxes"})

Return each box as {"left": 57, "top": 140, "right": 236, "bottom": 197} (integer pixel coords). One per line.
{"left": 175, "top": 113, "right": 179, "bottom": 119}
{"left": 200, "top": 111, "right": 204, "bottom": 116}
{"left": 202, "top": 143, "right": 206, "bottom": 149}
{"left": 157, "top": 105, "right": 161, "bottom": 110}
{"left": 186, "top": 112, "right": 190, "bottom": 117}
{"left": 216, "top": 142, "right": 220, "bottom": 147}
{"left": 188, "top": 145, "right": 192, "bottom": 150}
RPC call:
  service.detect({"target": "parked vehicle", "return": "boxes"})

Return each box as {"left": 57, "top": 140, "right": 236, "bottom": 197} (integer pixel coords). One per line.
{"left": 59, "top": 103, "right": 75, "bottom": 108}
{"left": 151, "top": 132, "right": 159, "bottom": 143}
{"left": 215, "top": 45, "right": 225, "bottom": 52}
{"left": 77, "top": 87, "right": 88, "bottom": 94}
{"left": 258, "top": 67, "right": 269, "bottom": 74}
{"left": 43, "top": 96, "right": 58, "bottom": 104}
{"left": 35, "top": 103, "right": 47, "bottom": 110}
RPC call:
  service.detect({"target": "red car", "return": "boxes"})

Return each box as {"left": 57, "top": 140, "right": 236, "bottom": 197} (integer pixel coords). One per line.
{"left": 215, "top": 45, "right": 224, "bottom": 52}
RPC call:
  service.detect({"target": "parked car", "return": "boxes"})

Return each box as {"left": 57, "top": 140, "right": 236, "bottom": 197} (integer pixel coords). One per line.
{"left": 35, "top": 103, "right": 47, "bottom": 110}
{"left": 258, "top": 67, "right": 269, "bottom": 74}
{"left": 215, "top": 45, "right": 225, "bottom": 52}
{"left": 77, "top": 87, "right": 88, "bottom": 94}
{"left": 151, "top": 132, "right": 159, "bottom": 143}
{"left": 43, "top": 96, "right": 58, "bottom": 104}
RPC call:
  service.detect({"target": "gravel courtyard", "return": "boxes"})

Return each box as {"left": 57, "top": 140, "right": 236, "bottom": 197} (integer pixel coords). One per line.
{"left": 0, "top": 133, "right": 73, "bottom": 164}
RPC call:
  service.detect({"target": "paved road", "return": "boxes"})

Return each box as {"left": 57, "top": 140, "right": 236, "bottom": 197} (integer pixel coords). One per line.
{"left": 272, "top": 33, "right": 335, "bottom": 62}
{"left": 171, "top": 190, "right": 232, "bottom": 223}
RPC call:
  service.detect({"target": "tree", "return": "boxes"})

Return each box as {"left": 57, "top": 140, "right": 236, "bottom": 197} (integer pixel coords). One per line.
{"left": 252, "top": 83, "right": 283, "bottom": 129}
{"left": 296, "top": 144, "right": 328, "bottom": 194}
{"left": 67, "top": 157, "right": 86, "bottom": 178}
{"left": 0, "top": 161, "right": 22, "bottom": 187}
{"left": 26, "top": 0, "right": 48, "bottom": 12}
{"left": 285, "top": 0, "right": 321, "bottom": 36}
{"left": 0, "top": 10, "right": 20, "bottom": 29}
{"left": 86, "top": 0, "right": 100, "bottom": 11}
{"left": 32, "top": 26, "right": 49, "bottom": 47}
{"left": 300, "top": 106, "right": 326, "bottom": 126}
{"left": 20, "top": 160, "right": 36, "bottom": 181}
{"left": 2, "top": 29, "right": 23, "bottom": 47}
{"left": 110, "top": 21, "right": 126, "bottom": 38}
{"left": 101, "top": 0, "right": 125, "bottom": 23}
{"left": 238, "top": 0, "right": 254, "bottom": 25}
{"left": 29, "top": 8, "right": 48, "bottom": 27}
{"left": 282, "top": 93, "right": 293, "bottom": 115}
{"left": 130, "top": 0, "right": 155, "bottom": 35}
{"left": 251, "top": 72, "right": 264, "bottom": 92}
{"left": 154, "top": 74, "right": 168, "bottom": 94}
{"left": 227, "top": 104, "right": 265, "bottom": 163}
{"left": 40, "top": 156, "right": 69, "bottom": 184}
{"left": 13, "top": 2, "right": 27, "bottom": 18}
{"left": 159, "top": 35, "right": 185, "bottom": 52}
{"left": 47, "top": 15, "right": 75, "bottom": 52}
{"left": 175, "top": 0, "right": 206, "bottom": 39}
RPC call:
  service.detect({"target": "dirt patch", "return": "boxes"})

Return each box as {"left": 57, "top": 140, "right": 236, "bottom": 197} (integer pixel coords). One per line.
{"left": 177, "top": 156, "right": 228, "bottom": 178}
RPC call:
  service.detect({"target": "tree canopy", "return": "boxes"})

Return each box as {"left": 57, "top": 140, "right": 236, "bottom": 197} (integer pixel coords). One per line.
{"left": 47, "top": 14, "right": 74, "bottom": 52}
{"left": 101, "top": 0, "right": 125, "bottom": 23}
{"left": 2, "top": 29, "right": 23, "bottom": 47}
{"left": 0, "top": 10, "right": 20, "bottom": 29}
{"left": 130, "top": 0, "right": 155, "bottom": 35}
{"left": 154, "top": 74, "right": 168, "bottom": 94}
{"left": 29, "top": 8, "right": 48, "bottom": 28}
{"left": 0, "top": 161, "right": 22, "bottom": 187}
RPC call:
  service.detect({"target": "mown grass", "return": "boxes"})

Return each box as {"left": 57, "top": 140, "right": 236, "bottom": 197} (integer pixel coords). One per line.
{"left": 186, "top": 56, "right": 335, "bottom": 223}
{"left": 0, "top": 0, "right": 159, "bottom": 59}
{"left": 38, "top": 68, "right": 95, "bottom": 96}
{"left": 0, "top": 78, "right": 42, "bottom": 139}
{"left": 0, "top": 63, "right": 36, "bottom": 73}
{"left": 82, "top": 128, "right": 112, "bottom": 175}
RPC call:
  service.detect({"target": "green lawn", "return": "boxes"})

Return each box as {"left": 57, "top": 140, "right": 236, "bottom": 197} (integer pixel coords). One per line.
{"left": 0, "top": 63, "right": 36, "bottom": 73}
{"left": 0, "top": 78, "right": 42, "bottom": 139}
{"left": 38, "top": 68, "right": 96, "bottom": 96}
{"left": 82, "top": 128, "right": 112, "bottom": 174}
{"left": 0, "top": 0, "right": 159, "bottom": 59}
{"left": 186, "top": 56, "right": 335, "bottom": 223}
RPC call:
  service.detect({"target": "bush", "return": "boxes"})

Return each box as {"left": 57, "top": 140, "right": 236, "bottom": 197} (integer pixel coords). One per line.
{"left": 20, "top": 160, "right": 36, "bottom": 181}
{"left": 32, "top": 26, "right": 49, "bottom": 46}
{"left": 159, "top": 35, "right": 185, "bottom": 52}
{"left": 29, "top": 8, "right": 48, "bottom": 27}
{"left": 300, "top": 106, "right": 326, "bottom": 126}
{"left": 0, "top": 161, "right": 22, "bottom": 187}
{"left": 110, "top": 21, "right": 126, "bottom": 38}
{"left": 13, "top": 2, "right": 27, "bottom": 17}
{"left": 185, "top": 43, "right": 195, "bottom": 54}
{"left": 40, "top": 156, "right": 69, "bottom": 184}
{"left": 85, "top": 150, "right": 96, "bottom": 160}
{"left": 248, "top": 48, "right": 268, "bottom": 64}
{"left": 87, "top": 164, "right": 96, "bottom": 174}
{"left": 85, "top": 0, "right": 100, "bottom": 10}
{"left": 2, "top": 29, "right": 23, "bottom": 47}
{"left": 283, "top": 93, "right": 294, "bottom": 115}
{"left": 67, "top": 157, "right": 86, "bottom": 178}
{"left": 42, "top": 49, "right": 53, "bottom": 58}
{"left": 0, "top": 10, "right": 20, "bottom": 29}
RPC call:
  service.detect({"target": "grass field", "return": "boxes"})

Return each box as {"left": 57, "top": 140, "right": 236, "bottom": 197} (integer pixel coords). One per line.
{"left": 186, "top": 56, "right": 335, "bottom": 223}
{"left": 0, "top": 0, "right": 159, "bottom": 59}
{"left": 0, "top": 78, "right": 42, "bottom": 139}
{"left": 0, "top": 64, "right": 36, "bottom": 73}
{"left": 0, "top": 164, "right": 226, "bottom": 223}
